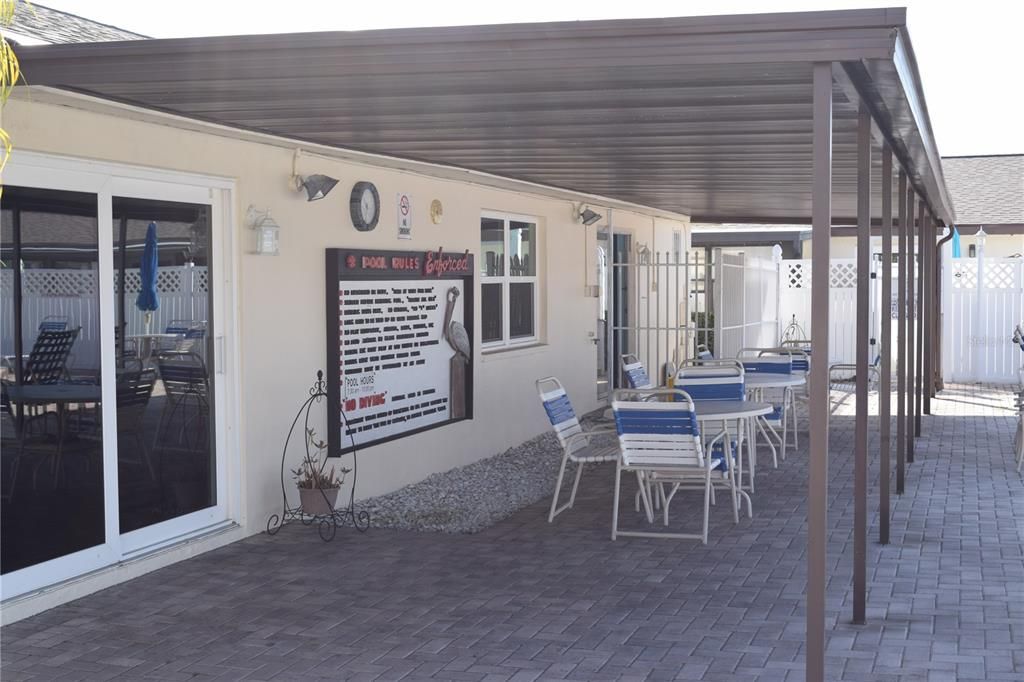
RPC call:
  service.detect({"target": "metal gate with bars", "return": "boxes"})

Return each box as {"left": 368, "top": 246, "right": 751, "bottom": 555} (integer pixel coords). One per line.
{"left": 602, "top": 245, "right": 779, "bottom": 394}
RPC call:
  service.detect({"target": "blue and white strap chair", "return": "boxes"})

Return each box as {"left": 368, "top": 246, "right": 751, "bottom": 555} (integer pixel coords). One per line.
{"left": 742, "top": 352, "right": 796, "bottom": 464}
{"left": 621, "top": 354, "right": 655, "bottom": 390}
{"left": 790, "top": 349, "right": 811, "bottom": 374}
{"left": 1, "top": 316, "right": 71, "bottom": 372}
{"left": 673, "top": 362, "right": 745, "bottom": 402}
{"left": 159, "top": 319, "right": 208, "bottom": 357}
{"left": 611, "top": 389, "right": 739, "bottom": 542}
{"left": 673, "top": 362, "right": 756, "bottom": 490}
{"left": 537, "top": 377, "right": 619, "bottom": 522}
{"left": 780, "top": 346, "right": 810, "bottom": 432}
{"left": 38, "top": 315, "right": 69, "bottom": 332}
{"left": 696, "top": 344, "right": 714, "bottom": 363}
{"left": 829, "top": 354, "right": 882, "bottom": 393}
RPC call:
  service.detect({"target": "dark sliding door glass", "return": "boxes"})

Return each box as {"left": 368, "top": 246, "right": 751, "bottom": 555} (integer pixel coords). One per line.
{"left": 112, "top": 198, "right": 215, "bottom": 534}
{"left": 1, "top": 187, "right": 105, "bottom": 574}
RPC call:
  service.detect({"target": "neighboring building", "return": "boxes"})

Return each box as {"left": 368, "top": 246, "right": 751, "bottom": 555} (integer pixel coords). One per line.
{"left": 803, "top": 154, "right": 1024, "bottom": 259}
{"left": 689, "top": 223, "right": 809, "bottom": 259}
{"left": 942, "top": 154, "right": 1024, "bottom": 257}
{"left": 5, "top": 2, "right": 147, "bottom": 45}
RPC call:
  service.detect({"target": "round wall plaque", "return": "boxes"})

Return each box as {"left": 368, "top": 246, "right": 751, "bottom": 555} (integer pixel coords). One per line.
{"left": 430, "top": 199, "right": 444, "bottom": 225}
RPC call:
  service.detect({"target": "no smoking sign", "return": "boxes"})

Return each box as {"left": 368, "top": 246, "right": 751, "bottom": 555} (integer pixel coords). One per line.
{"left": 397, "top": 192, "right": 412, "bottom": 239}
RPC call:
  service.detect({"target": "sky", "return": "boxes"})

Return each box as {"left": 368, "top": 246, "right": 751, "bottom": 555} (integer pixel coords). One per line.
{"left": 32, "top": 0, "right": 1024, "bottom": 157}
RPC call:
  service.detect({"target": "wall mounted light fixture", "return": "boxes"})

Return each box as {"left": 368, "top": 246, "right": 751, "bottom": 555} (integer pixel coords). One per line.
{"left": 573, "top": 203, "right": 602, "bottom": 226}
{"left": 290, "top": 149, "right": 339, "bottom": 202}
{"left": 247, "top": 205, "right": 281, "bottom": 256}
{"left": 296, "top": 174, "right": 339, "bottom": 202}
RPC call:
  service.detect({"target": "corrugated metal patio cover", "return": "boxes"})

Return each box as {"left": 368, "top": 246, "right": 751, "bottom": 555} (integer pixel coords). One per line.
{"left": 14, "top": 8, "right": 954, "bottom": 224}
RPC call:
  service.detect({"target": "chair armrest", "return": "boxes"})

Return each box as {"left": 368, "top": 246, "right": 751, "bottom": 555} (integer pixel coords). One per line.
{"left": 828, "top": 363, "right": 856, "bottom": 373}
{"left": 563, "top": 428, "right": 617, "bottom": 451}
{"left": 829, "top": 363, "right": 881, "bottom": 382}
{"left": 704, "top": 429, "right": 731, "bottom": 469}
{"left": 705, "top": 430, "right": 728, "bottom": 450}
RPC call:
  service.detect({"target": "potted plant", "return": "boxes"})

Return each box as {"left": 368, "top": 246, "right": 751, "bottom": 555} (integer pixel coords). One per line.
{"left": 291, "top": 429, "right": 349, "bottom": 516}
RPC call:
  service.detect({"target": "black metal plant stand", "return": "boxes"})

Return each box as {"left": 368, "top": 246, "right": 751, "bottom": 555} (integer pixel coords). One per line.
{"left": 266, "top": 371, "right": 369, "bottom": 541}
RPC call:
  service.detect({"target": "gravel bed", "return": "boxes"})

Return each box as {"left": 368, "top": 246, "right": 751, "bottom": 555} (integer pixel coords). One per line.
{"left": 362, "top": 412, "right": 614, "bottom": 534}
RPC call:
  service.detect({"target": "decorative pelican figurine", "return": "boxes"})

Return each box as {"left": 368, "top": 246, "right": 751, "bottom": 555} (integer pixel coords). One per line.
{"left": 443, "top": 287, "right": 470, "bottom": 419}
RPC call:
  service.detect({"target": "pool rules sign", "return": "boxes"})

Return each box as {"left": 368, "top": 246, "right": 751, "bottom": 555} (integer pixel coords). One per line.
{"left": 326, "top": 248, "right": 474, "bottom": 455}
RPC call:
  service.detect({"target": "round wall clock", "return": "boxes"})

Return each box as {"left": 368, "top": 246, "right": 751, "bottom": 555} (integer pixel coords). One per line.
{"left": 430, "top": 199, "right": 444, "bottom": 225}
{"left": 349, "top": 181, "right": 380, "bottom": 231}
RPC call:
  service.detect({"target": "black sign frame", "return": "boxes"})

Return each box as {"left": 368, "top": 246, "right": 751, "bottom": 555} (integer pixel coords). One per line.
{"left": 326, "top": 248, "right": 475, "bottom": 457}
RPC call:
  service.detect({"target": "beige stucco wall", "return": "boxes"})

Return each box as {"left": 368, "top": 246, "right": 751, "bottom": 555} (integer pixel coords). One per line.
{"left": 4, "top": 96, "right": 689, "bottom": 537}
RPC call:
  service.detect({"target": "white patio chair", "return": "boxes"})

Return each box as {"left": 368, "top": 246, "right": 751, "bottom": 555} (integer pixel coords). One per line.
{"left": 673, "top": 362, "right": 760, "bottom": 485}
{"left": 611, "top": 388, "right": 738, "bottom": 543}
{"left": 536, "top": 377, "right": 619, "bottom": 522}
{"left": 742, "top": 350, "right": 799, "bottom": 462}
{"left": 779, "top": 344, "right": 811, "bottom": 431}
{"left": 829, "top": 355, "right": 881, "bottom": 392}
{"left": 621, "top": 353, "right": 655, "bottom": 389}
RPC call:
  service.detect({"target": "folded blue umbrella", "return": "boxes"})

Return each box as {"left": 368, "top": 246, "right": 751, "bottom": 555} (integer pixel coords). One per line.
{"left": 136, "top": 222, "right": 160, "bottom": 319}
{"left": 951, "top": 226, "right": 962, "bottom": 258}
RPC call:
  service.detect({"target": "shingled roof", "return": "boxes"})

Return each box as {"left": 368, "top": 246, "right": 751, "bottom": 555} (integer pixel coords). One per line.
{"left": 7, "top": 2, "right": 147, "bottom": 44}
{"left": 942, "top": 154, "right": 1024, "bottom": 226}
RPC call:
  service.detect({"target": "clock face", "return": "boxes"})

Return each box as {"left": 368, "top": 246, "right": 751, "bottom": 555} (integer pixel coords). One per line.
{"left": 350, "top": 181, "right": 380, "bottom": 231}
{"left": 360, "top": 188, "right": 376, "bottom": 223}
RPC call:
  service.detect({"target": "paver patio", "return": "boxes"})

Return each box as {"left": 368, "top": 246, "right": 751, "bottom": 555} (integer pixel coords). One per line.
{"left": 2, "top": 384, "right": 1022, "bottom": 681}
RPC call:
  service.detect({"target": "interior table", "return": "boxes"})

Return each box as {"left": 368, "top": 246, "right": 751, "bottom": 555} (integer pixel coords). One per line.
{"left": 3, "top": 383, "right": 103, "bottom": 489}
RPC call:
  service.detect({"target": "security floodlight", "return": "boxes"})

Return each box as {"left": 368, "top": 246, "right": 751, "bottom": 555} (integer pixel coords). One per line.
{"left": 576, "top": 206, "right": 601, "bottom": 226}
{"left": 296, "top": 174, "right": 339, "bottom": 202}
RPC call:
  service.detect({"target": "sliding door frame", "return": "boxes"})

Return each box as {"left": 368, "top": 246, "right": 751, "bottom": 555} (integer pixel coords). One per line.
{"left": 1, "top": 151, "right": 241, "bottom": 600}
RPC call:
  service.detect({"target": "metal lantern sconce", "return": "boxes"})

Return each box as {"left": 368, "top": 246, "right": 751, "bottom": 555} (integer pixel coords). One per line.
{"left": 247, "top": 205, "right": 281, "bottom": 256}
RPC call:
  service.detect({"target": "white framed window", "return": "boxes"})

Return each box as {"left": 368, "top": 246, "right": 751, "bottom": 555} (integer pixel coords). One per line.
{"left": 480, "top": 212, "right": 539, "bottom": 348}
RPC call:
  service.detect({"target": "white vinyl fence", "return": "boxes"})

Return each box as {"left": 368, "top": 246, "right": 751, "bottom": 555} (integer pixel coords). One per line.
{"left": 1, "top": 265, "right": 208, "bottom": 371}
{"left": 777, "top": 258, "right": 901, "bottom": 368}
{"left": 944, "top": 257, "right": 1024, "bottom": 384}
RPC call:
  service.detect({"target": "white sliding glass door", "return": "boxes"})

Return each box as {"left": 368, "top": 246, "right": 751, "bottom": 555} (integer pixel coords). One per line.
{"left": 1, "top": 154, "right": 235, "bottom": 599}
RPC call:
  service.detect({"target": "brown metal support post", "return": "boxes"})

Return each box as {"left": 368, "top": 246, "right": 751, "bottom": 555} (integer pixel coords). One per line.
{"left": 807, "top": 61, "right": 832, "bottom": 682}
{"left": 907, "top": 188, "right": 917, "bottom": 464}
{"left": 923, "top": 209, "right": 933, "bottom": 416}
{"left": 921, "top": 199, "right": 929, "bottom": 432}
{"left": 853, "top": 104, "right": 871, "bottom": 625}
{"left": 931, "top": 216, "right": 947, "bottom": 399}
{"left": 934, "top": 219, "right": 945, "bottom": 392}
{"left": 879, "top": 146, "right": 893, "bottom": 542}
{"left": 896, "top": 172, "right": 907, "bottom": 494}
{"left": 937, "top": 216, "right": 942, "bottom": 398}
